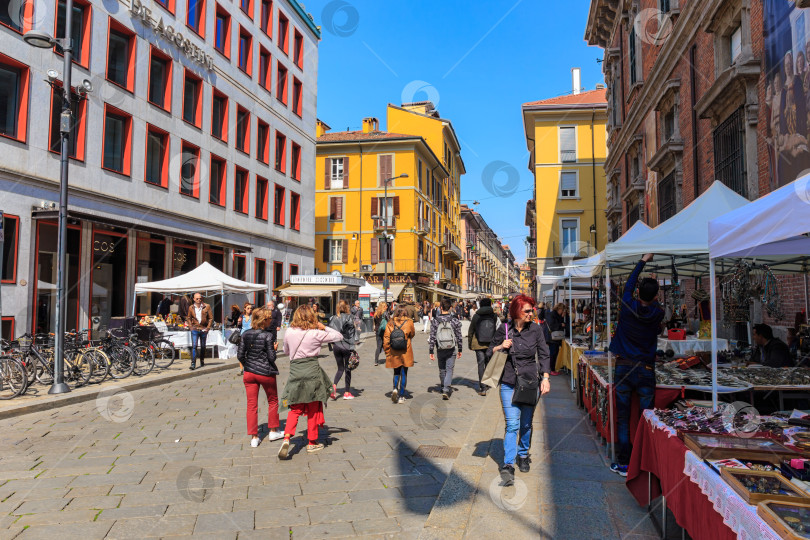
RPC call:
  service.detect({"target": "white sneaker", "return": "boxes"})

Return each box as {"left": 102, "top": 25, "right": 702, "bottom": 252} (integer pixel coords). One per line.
{"left": 266, "top": 430, "right": 284, "bottom": 441}
{"left": 250, "top": 437, "right": 260, "bottom": 448}
{"left": 398, "top": 396, "right": 405, "bottom": 404}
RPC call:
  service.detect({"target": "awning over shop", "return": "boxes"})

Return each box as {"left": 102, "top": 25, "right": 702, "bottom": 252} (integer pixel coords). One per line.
{"left": 370, "top": 283, "right": 406, "bottom": 301}
{"left": 277, "top": 284, "right": 348, "bottom": 297}
{"left": 416, "top": 285, "right": 465, "bottom": 299}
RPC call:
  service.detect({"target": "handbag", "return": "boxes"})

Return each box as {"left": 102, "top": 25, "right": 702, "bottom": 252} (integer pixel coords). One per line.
{"left": 228, "top": 330, "right": 242, "bottom": 345}
{"left": 510, "top": 330, "right": 540, "bottom": 406}
{"left": 550, "top": 329, "right": 565, "bottom": 341}
{"left": 347, "top": 350, "right": 360, "bottom": 371}
{"left": 481, "top": 324, "right": 509, "bottom": 388}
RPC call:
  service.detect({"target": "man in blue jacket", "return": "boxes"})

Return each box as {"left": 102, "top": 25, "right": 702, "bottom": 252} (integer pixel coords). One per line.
{"left": 610, "top": 253, "right": 664, "bottom": 476}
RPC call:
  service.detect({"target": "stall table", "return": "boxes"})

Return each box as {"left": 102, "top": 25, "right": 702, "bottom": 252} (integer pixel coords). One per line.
{"left": 163, "top": 328, "right": 239, "bottom": 359}
{"left": 556, "top": 340, "right": 590, "bottom": 382}
{"left": 657, "top": 337, "right": 729, "bottom": 356}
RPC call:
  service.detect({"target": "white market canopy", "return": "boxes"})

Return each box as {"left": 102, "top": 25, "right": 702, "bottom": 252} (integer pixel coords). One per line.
{"left": 561, "top": 221, "right": 654, "bottom": 279}
{"left": 134, "top": 262, "right": 266, "bottom": 295}
{"left": 358, "top": 281, "right": 382, "bottom": 299}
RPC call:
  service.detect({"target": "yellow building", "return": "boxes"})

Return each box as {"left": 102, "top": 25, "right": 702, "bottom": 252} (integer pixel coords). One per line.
{"left": 522, "top": 86, "right": 608, "bottom": 280}
{"left": 314, "top": 102, "right": 465, "bottom": 302}
{"left": 518, "top": 263, "right": 533, "bottom": 296}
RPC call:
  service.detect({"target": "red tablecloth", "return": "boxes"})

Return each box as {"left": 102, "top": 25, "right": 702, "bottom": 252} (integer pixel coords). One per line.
{"left": 625, "top": 416, "right": 736, "bottom": 540}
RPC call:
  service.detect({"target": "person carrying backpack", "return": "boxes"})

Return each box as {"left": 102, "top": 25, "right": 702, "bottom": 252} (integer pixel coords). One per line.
{"left": 384, "top": 307, "right": 415, "bottom": 404}
{"left": 328, "top": 300, "right": 357, "bottom": 400}
{"left": 373, "top": 302, "right": 389, "bottom": 366}
{"left": 429, "top": 298, "right": 463, "bottom": 400}
{"left": 468, "top": 298, "right": 500, "bottom": 396}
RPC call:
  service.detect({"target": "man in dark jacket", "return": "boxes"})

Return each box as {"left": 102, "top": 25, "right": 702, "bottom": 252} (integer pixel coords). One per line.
{"left": 752, "top": 324, "right": 794, "bottom": 367}
{"left": 609, "top": 254, "right": 665, "bottom": 476}
{"left": 429, "top": 298, "right": 463, "bottom": 399}
{"left": 468, "top": 298, "right": 500, "bottom": 396}
{"left": 268, "top": 301, "right": 282, "bottom": 343}
{"left": 157, "top": 296, "right": 172, "bottom": 318}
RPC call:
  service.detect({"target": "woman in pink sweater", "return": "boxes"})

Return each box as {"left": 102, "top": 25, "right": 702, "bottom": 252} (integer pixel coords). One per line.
{"left": 278, "top": 305, "right": 342, "bottom": 459}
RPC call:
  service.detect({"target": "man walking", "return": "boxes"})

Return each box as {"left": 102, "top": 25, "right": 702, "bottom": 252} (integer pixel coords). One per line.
{"left": 429, "top": 298, "right": 463, "bottom": 400}
{"left": 609, "top": 253, "right": 664, "bottom": 476}
{"left": 468, "top": 298, "right": 500, "bottom": 396}
{"left": 187, "top": 292, "right": 214, "bottom": 370}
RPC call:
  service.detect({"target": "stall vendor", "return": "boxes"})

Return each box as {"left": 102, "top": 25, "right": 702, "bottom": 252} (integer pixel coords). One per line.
{"left": 752, "top": 323, "right": 794, "bottom": 368}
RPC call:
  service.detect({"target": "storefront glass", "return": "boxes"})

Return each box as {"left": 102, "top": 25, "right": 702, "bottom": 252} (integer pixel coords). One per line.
{"left": 203, "top": 246, "right": 224, "bottom": 271}
{"left": 90, "top": 227, "right": 128, "bottom": 329}
{"left": 136, "top": 234, "right": 166, "bottom": 315}
{"left": 172, "top": 243, "right": 197, "bottom": 276}
{"left": 34, "top": 222, "right": 81, "bottom": 333}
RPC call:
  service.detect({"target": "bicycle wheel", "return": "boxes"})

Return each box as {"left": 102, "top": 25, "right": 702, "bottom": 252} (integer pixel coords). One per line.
{"left": 65, "top": 351, "right": 92, "bottom": 389}
{"left": 132, "top": 344, "right": 155, "bottom": 376}
{"left": 152, "top": 339, "right": 176, "bottom": 369}
{"left": 86, "top": 350, "right": 110, "bottom": 384}
{"left": 0, "top": 356, "right": 28, "bottom": 399}
{"left": 34, "top": 352, "right": 55, "bottom": 385}
{"left": 108, "top": 345, "right": 136, "bottom": 379}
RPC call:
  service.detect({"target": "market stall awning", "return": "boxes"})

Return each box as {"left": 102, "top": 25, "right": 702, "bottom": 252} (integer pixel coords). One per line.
{"left": 416, "top": 285, "right": 465, "bottom": 299}
{"left": 370, "top": 283, "right": 406, "bottom": 301}
{"left": 278, "top": 285, "right": 347, "bottom": 297}
{"left": 134, "top": 262, "right": 266, "bottom": 294}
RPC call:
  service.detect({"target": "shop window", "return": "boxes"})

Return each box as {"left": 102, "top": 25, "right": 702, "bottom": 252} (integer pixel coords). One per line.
{"left": 90, "top": 227, "right": 128, "bottom": 329}
{"left": 290, "top": 191, "right": 300, "bottom": 230}
{"left": 329, "top": 196, "right": 343, "bottom": 221}
{"left": 49, "top": 85, "right": 86, "bottom": 161}
{"left": 215, "top": 5, "right": 230, "bottom": 58}
{"left": 203, "top": 246, "right": 224, "bottom": 270}
{"left": 236, "top": 106, "right": 250, "bottom": 154}
{"left": 187, "top": 0, "right": 205, "bottom": 37}
{"left": 211, "top": 90, "right": 228, "bottom": 141}
{"left": 259, "top": 47, "right": 271, "bottom": 90}
{"left": 34, "top": 222, "right": 81, "bottom": 334}
{"left": 233, "top": 253, "right": 246, "bottom": 280}
{"left": 238, "top": 27, "right": 252, "bottom": 76}
{"left": 209, "top": 154, "right": 226, "bottom": 206}
{"left": 179, "top": 142, "right": 200, "bottom": 198}
{"left": 148, "top": 47, "right": 172, "bottom": 111}
{"left": 292, "top": 77, "right": 302, "bottom": 117}
{"left": 183, "top": 70, "right": 202, "bottom": 128}
{"left": 154, "top": 0, "right": 174, "bottom": 14}
{"left": 257, "top": 120, "right": 269, "bottom": 164}
{"left": 273, "top": 184, "right": 285, "bottom": 225}
{"left": 2, "top": 214, "right": 19, "bottom": 283}
{"left": 559, "top": 171, "right": 577, "bottom": 198}
{"left": 260, "top": 0, "right": 271, "bottom": 35}
{"left": 135, "top": 236, "right": 166, "bottom": 315}
{"left": 1, "top": 317, "right": 14, "bottom": 340}
{"left": 55, "top": 0, "right": 91, "bottom": 68}
{"left": 234, "top": 166, "right": 249, "bottom": 214}
{"left": 0, "top": 0, "right": 34, "bottom": 33}
{"left": 240, "top": 0, "right": 251, "bottom": 18}
{"left": 276, "top": 61, "right": 287, "bottom": 104}
{"left": 172, "top": 243, "right": 197, "bottom": 276}
{"left": 145, "top": 124, "right": 169, "bottom": 187}
{"left": 256, "top": 175, "right": 268, "bottom": 220}
{"left": 274, "top": 131, "right": 286, "bottom": 173}
{"left": 277, "top": 11, "right": 288, "bottom": 54}
{"left": 290, "top": 142, "right": 301, "bottom": 180}
{"left": 254, "top": 258, "right": 267, "bottom": 305}
{"left": 273, "top": 260, "right": 283, "bottom": 289}
{"left": 559, "top": 126, "right": 576, "bottom": 163}
{"left": 0, "top": 56, "right": 30, "bottom": 142}
{"left": 102, "top": 105, "right": 132, "bottom": 175}
{"left": 107, "top": 20, "right": 136, "bottom": 92}
{"left": 293, "top": 29, "right": 303, "bottom": 69}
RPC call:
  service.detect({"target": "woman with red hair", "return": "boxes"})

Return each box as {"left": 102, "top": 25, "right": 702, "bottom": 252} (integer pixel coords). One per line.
{"left": 487, "top": 294, "right": 551, "bottom": 486}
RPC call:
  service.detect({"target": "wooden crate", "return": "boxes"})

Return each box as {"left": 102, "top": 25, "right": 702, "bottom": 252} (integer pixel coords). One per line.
{"left": 758, "top": 499, "right": 810, "bottom": 540}
{"left": 721, "top": 468, "right": 810, "bottom": 505}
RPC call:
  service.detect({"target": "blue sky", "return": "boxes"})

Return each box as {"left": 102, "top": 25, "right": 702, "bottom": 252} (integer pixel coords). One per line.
{"left": 308, "top": 0, "right": 605, "bottom": 262}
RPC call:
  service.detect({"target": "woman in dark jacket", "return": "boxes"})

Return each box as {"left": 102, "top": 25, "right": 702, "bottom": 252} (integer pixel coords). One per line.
{"left": 488, "top": 294, "right": 551, "bottom": 486}
{"left": 547, "top": 303, "right": 567, "bottom": 375}
{"left": 330, "top": 300, "right": 357, "bottom": 400}
{"left": 237, "top": 307, "right": 283, "bottom": 448}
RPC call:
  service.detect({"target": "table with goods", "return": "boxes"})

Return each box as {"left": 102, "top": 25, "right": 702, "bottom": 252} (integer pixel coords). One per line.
{"left": 138, "top": 315, "right": 238, "bottom": 359}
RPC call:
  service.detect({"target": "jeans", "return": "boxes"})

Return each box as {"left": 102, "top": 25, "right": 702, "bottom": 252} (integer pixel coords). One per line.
{"left": 436, "top": 348, "right": 456, "bottom": 392}
{"left": 615, "top": 363, "right": 656, "bottom": 465}
{"left": 243, "top": 371, "right": 279, "bottom": 435}
{"left": 500, "top": 383, "right": 536, "bottom": 465}
{"left": 333, "top": 349, "right": 352, "bottom": 391}
{"left": 190, "top": 330, "right": 208, "bottom": 367}
{"left": 475, "top": 349, "right": 489, "bottom": 390}
{"left": 374, "top": 334, "right": 384, "bottom": 364}
{"left": 548, "top": 341, "right": 560, "bottom": 372}
{"left": 393, "top": 367, "right": 408, "bottom": 394}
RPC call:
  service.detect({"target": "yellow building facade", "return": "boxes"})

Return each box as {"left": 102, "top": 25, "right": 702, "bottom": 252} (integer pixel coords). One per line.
{"left": 522, "top": 88, "right": 608, "bottom": 279}
{"left": 314, "top": 102, "right": 465, "bottom": 302}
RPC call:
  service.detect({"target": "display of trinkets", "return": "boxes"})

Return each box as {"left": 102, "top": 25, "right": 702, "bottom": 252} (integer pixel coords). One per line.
{"left": 720, "top": 367, "right": 810, "bottom": 388}
{"left": 655, "top": 364, "right": 750, "bottom": 389}
{"left": 722, "top": 469, "right": 810, "bottom": 504}
{"left": 684, "top": 432, "right": 800, "bottom": 461}
{"left": 758, "top": 500, "right": 810, "bottom": 540}
{"left": 721, "top": 261, "right": 784, "bottom": 323}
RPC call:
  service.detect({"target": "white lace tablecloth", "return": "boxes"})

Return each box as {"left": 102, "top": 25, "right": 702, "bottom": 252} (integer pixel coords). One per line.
{"left": 658, "top": 337, "right": 729, "bottom": 355}
{"left": 163, "top": 329, "right": 238, "bottom": 359}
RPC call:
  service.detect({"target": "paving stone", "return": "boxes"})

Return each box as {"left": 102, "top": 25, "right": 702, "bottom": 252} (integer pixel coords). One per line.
{"left": 164, "top": 500, "right": 234, "bottom": 515}
{"left": 292, "top": 491, "right": 350, "bottom": 507}
{"left": 290, "top": 522, "right": 355, "bottom": 538}
{"left": 15, "top": 521, "right": 113, "bottom": 539}
{"left": 232, "top": 495, "right": 294, "bottom": 512}
{"left": 246, "top": 484, "right": 302, "bottom": 498}
{"left": 96, "top": 504, "right": 167, "bottom": 520}
{"left": 105, "top": 515, "right": 196, "bottom": 538}
{"left": 254, "top": 506, "right": 309, "bottom": 529}
{"left": 306, "top": 501, "right": 386, "bottom": 524}
{"left": 12, "top": 497, "right": 69, "bottom": 514}
{"left": 352, "top": 517, "right": 402, "bottom": 535}
{"left": 65, "top": 495, "right": 123, "bottom": 510}
{"left": 193, "top": 510, "right": 254, "bottom": 533}
{"left": 14, "top": 509, "right": 100, "bottom": 527}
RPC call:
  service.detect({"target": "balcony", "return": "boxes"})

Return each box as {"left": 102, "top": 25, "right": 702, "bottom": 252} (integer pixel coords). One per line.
{"left": 444, "top": 269, "right": 452, "bottom": 281}
{"left": 373, "top": 216, "right": 396, "bottom": 230}
{"left": 416, "top": 218, "right": 430, "bottom": 235}
{"left": 366, "top": 258, "right": 434, "bottom": 275}
{"left": 443, "top": 239, "right": 462, "bottom": 261}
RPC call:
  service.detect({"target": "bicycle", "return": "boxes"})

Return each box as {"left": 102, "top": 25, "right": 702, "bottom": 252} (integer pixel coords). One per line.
{"left": 0, "top": 354, "right": 27, "bottom": 399}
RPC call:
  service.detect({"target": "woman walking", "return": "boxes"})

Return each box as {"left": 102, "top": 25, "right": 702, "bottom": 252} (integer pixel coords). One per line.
{"left": 421, "top": 301, "right": 431, "bottom": 333}
{"left": 488, "top": 294, "right": 551, "bottom": 486}
{"left": 329, "top": 300, "right": 357, "bottom": 400}
{"left": 238, "top": 303, "right": 254, "bottom": 334}
{"left": 547, "top": 303, "right": 567, "bottom": 376}
{"left": 278, "top": 305, "right": 342, "bottom": 459}
{"left": 373, "top": 302, "right": 389, "bottom": 366}
{"left": 384, "top": 307, "right": 416, "bottom": 404}
{"left": 237, "top": 307, "right": 283, "bottom": 447}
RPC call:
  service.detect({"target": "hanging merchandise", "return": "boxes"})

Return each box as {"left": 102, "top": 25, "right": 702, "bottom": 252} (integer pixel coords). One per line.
{"left": 720, "top": 262, "right": 784, "bottom": 324}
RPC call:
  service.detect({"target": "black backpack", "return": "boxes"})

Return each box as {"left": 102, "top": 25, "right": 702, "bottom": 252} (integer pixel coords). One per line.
{"left": 475, "top": 315, "right": 497, "bottom": 344}
{"left": 389, "top": 320, "right": 408, "bottom": 351}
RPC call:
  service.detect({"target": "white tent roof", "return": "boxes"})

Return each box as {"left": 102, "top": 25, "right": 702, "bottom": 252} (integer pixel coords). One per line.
{"left": 134, "top": 262, "right": 266, "bottom": 294}
{"left": 562, "top": 221, "right": 654, "bottom": 278}
{"left": 358, "top": 281, "right": 381, "bottom": 298}
{"left": 709, "top": 175, "right": 810, "bottom": 262}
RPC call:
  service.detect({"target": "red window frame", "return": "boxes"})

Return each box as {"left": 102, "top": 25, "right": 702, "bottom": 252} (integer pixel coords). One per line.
{"left": 290, "top": 141, "right": 301, "bottom": 181}
{"left": 234, "top": 165, "right": 249, "bottom": 214}
{"left": 101, "top": 103, "right": 132, "bottom": 176}
{"left": 258, "top": 46, "right": 271, "bottom": 90}
{"left": 235, "top": 105, "right": 250, "bottom": 155}
{"left": 273, "top": 260, "right": 284, "bottom": 289}
{"left": 257, "top": 119, "right": 269, "bottom": 164}
{"left": 183, "top": 69, "right": 203, "bottom": 128}
{"left": 233, "top": 253, "right": 247, "bottom": 280}
{"left": 209, "top": 153, "right": 227, "bottom": 206}
{"left": 106, "top": 18, "right": 136, "bottom": 93}
{"left": 274, "top": 130, "right": 286, "bottom": 173}
{"left": 292, "top": 76, "right": 302, "bottom": 117}
{"left": 54, "top": 0, "right": 92, "bottom": 69}
{"left": 255, "top": 175, "right": 269, "bottom": 220}
{"left": 32, "top": 220, "right": 83, "bottom": 333}
{"left": 47, "top": 83, "right": 87, "bottom": 161}
{"left": 179, "top": 141, "right": 201, "bottom": 198}
{"left": 154, "top": 0, "right": 175, "bottom": 15}
{"left": 186, "top": 0, "right": 206, "bottom": 38}
{"left": 293, "top": 29, "right": 303, "bottom": 69}
{"left": 0, "top": 0, "right": 34, "bottom": 34}
{"left": 0, "top": 55, "right": 30, "bottom": 143}
{"left": 240, "top": 0, "right": 252, "bottom": 18}
{"left": 289, "top": 263, "right": 298, "bottom": 277}
{"left": 144, "top": 123, "right": 169, "bottom": 188}
{"left": 289, "top": 191, "right": 300, "bottom": 231}
{"left": 238, "top": 26, "right": 253, "bottom": 76}
{"left": 254, "top": 258, "right": 267, "bottom": 304}
{"left": 214, "top": 4, "right": 231, "bottom": 59}
{"left": 276, "top": 61, "right": 287, "bottom": 105}
{"left": 1, "top": 317, "right": 15, "bottom": 340}
{"left": 273, "top": 184, "right": 285, "bottom": 226}
{"left": 147, "top": 46, "right": 172, "bottom": 112}
{"left": 1, "top": 214, "right": 20, "bottom": 284}
{"left": 260, "top": 0, "right": 272, "bottom": 36}
{"left": 211, "top": 89, "right": 228, "bottom": 142}
{"left": 277, "top": 10, "right": 289, "bottom": 54}
{"left": 88, "top": 226, "right": 128, "bottom": 327}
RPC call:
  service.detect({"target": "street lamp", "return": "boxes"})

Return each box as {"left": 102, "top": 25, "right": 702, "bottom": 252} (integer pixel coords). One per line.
{"left": 382, "top": 173, "right": 408, "bottom": 304}
{"left": 25, "top": 8, "right": 87, "bottom": 394}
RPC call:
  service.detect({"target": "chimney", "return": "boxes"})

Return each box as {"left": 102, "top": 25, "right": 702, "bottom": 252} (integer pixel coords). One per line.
{"left": 315, "top": 119, "right": 330, "bottom": 138}
{"left": 362, "top": 117, "right": 379, "bottom": 133}
{"left": 571, "top": 67, "right": 582, "bottom": 95}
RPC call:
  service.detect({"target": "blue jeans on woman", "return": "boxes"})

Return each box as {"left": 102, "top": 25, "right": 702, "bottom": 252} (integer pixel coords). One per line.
{"left": 615, "top": 363, "right": 656, "bottom": 465}
{"left": 190, "top": 329, "right": 208, "bottom": 368}
{"left": 500, "top": 383, "right": 536, "bottom": 466}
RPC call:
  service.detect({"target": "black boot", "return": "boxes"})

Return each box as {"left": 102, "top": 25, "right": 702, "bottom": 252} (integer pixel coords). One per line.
{"left": 499, "top": 465, "right": 515, "bottom": 486}
{"left": 516, "top": 455, "right": 530, "bottom": 473}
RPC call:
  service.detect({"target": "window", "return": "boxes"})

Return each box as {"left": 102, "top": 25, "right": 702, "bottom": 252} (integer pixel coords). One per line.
{"left": 55, "top": 0, "right": 91, "bottom": 68}
{"left": 292, "top": 77, "right": 302, "bottom": 116}
{"left": 236, "top": 106, "right": 250, "bottom": 154}
{"left": 240, "top": 0, "right": 251, "bottom": 17}
{"left": 148, "top": 48, "right": 172, "bottom": 111}
{"left": 209, "top": 154, "right": 226, "bottom": 206}
{"left": 278, "top": 11, "right": 289, "bottom": 54}
{"left": 34, "top": 222, "right": 81, "bottom": 333}
{"left": 233, "top": 253, "right": 246, "bottom": 281}
{"left": 107, "top": 22, "right": 135, "bottom": 91}
{"left": 290, "top": 142, "right": 301, "bottom": 180}
{"left": 730, "top": 25, "right": 742, "bottom": 63}
{"left": 372, "top": 196, "right": 396, "bottom": 226}
{"left": 663, "top": 108, "right": 676, "bottom": 142}
{"left": 2, "top": 214, "right": 19, "bottom": 284}
{"left": 378, "top": 154, "right": 392, "bottom": 186}
{"left": 561, "top": 219, "right": 578, "bottom": 256}
{"left": 257, "top": 120, "right": 269, "bottom": 163}
{"left": 259, "top": 47, "right": 271, "bottom": 90}
{"left": 256, "top": 175, "right": 268, "bottom": 219}
{"left": 254, "top": 259, "right": 266, "bottom": 305}
{"left": 559, "top": 126, "right": 576, "bottom": 162}
{"left": 1, "top": 0, "right": 33, "bottom": 32}
{"left": 214, "top": 5, "right": 230, "bottom": 58}
{"left": 211, "top": 90, "right": 228, "bottom": 141}
{"left": 239, "top": 27, "right": 252, "bottom": 76}
{"left": 659, "top": 0, "right": 670, "bottom": 13}
{"left": 276, "top": 62, "right": 287, "bottom": 104}
{"left": 417, "top": 159, "right": 423, "bottom": 191}
{"left": 329, "top": 157, "right": 344, "bottom": 188}
{"left": 179, "top": 142, "right": 200, "bottom": 197}
{"left": 326, "top": 239, "right": 344, "bottom": 264}
{"left": 372, "top": 238, "right": 392, "bottom": 262}
{"left": 273, "top": 184, "right": 285, "bottom": 225}
{"left": 629, "top": 26, "right": 638, "bottom": 85}
{"left": 560, "top": 171, "right": 577, "bottom": 198}
{"left": 274, "top": 131, "right": 286, "bottom": 172}
{"left": 329, "top": 196, "right": 343, "bottom": 221}
{"left": 273, "top": 261, "right": 283, "bottom": 289}
{"left": 1, "top": 317, "right": 14, "bottom": 341}
{"left": 290, "top": 191, "right": 300, "bottom": 230}
{"left": 289, "top": 263, "right": 298, "bottom": 276}
{"left": 183, "top": 70, "right": 202, "bottom": 127}
{"left": 658, "top": 172, "right": 676, "bottom": 222}
{"left": 103, "top": 105, "right": 131, "bottom": 175}
{"left": 0, "top": 57, "right": 29, "bottom": 142}
{"left": 187, "top": 0, "right": 205, "bottom": 37}
{"left": 713, "top": 106, "right": 747, "bottom": 197}
{"left": 145, "top": 125, "right": 169, "bottom": 187}
{"left": 154, "top": 0, "right": 174, "bottom": 14}
{"left": 293, "top": 29, "right": 303, "bottom": 69}
{"left": 234, "top": 166, "right": 249, "bottom": 213}
{"left": 260, "top": 0, "right": 272, "bottom": 35}
{"left": 627, "top": 200, "right": 640, "bottom": 229}
{"left": 49, "top": 85, "right": 86, "bottom": 160}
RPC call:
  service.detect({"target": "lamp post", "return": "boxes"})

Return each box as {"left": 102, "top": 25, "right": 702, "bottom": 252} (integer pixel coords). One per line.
{"left": 25, "top": 11, "right": 91, "bottom": 394}
{"left": 382, "top": 174, "right": 408, "bottom": 304}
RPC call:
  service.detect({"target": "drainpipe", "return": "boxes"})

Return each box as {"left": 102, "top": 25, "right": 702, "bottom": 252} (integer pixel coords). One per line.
{"left": 358, "top": 144, "right": 364, "bottom": 276}
{"left": 591, "top": 108, "right": 598, "bottom": 251}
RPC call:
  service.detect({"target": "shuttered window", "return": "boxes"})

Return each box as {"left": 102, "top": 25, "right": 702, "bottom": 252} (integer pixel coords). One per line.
{"left": 331, "top": 157, "right": 344, "bottom": 188}
{"left": 329, "top": 196, "right": 343, "bottom": 221}
{"left": 560, "top": 172, "right": 577, "bottom": 198}
{"left": 560, "top": 126, "right": 576, "bottom": 163}
{"left": 378, "top": 154, "right": 393, "bottom": 186}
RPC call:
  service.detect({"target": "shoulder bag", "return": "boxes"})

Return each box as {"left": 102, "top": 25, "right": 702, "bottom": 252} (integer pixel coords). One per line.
{"left": 228, "top": 329, "right": 242, "bottom": 345}
{"left": 481, "top": 324, "right": 509, "bottom": 389}
{"left": 510, "top": 329, "right": 541, "bottom": 406}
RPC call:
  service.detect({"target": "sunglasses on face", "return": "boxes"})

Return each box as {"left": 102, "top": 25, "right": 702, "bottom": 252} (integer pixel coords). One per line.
{"left": 522, "top": 309, "right": 533, "bottom": 314}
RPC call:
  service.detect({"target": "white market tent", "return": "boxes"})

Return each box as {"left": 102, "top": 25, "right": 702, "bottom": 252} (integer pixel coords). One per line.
{"left": 358, "top": 281, "right": 382, "bottom": 300}
{"left": 561, "top": 221, "right": 653, "bottom": 279}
